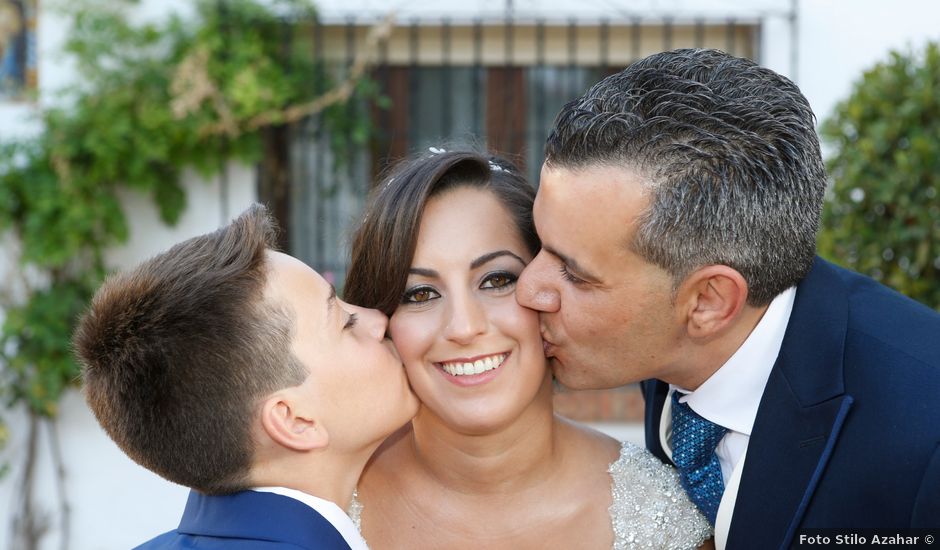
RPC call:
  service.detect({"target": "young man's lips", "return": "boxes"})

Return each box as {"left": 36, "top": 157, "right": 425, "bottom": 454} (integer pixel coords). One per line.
{"left": 383, "top": 338, "right": 402, "bottom": 362}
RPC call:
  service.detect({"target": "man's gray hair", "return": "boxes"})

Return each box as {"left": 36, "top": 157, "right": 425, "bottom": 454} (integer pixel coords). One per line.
{"left": 544, "top": 48, "right": 826, "bottom": 305}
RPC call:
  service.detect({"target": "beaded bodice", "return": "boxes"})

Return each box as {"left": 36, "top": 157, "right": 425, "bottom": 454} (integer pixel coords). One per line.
{"left": 608, "top": 442, "right": 711, "bottom": 549}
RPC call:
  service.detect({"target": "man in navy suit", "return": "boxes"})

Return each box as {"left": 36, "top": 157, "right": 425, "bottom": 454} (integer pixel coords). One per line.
{"left": 517, "top": 48, "right": 940, "bottom": 549}
{"left": 74, "top": 204, "right": 419, "bottom": 549}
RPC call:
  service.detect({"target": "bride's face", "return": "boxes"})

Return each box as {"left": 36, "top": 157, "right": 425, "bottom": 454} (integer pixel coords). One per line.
{"left": 389, "top": 185, "right": 548, "bottom": 434}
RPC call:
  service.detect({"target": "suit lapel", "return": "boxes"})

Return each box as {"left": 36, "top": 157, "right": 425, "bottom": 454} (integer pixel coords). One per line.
{"left": 641, "top": 379, "right": 671, "bottom": 465}
{"left": 727, "top": 371, "right": 852, "bottom": 549}
{"left": 727, "top": 258, "right": 854, "bottom": 550}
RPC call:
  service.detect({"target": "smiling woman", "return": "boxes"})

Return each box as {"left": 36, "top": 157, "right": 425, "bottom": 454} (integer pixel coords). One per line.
{"left": 342, "top": 150, "right": 713, "bottom": 550}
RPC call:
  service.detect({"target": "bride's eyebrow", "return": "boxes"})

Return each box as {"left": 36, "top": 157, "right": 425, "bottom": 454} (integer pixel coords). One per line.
{"left": 408, "top": 267, "right": 437, "bottom": 277}
{"left": 406, "top": 251, "right": 525, "bottom": 278}
{"left": 470, "top": 250, "right": 526, "bottom": 270}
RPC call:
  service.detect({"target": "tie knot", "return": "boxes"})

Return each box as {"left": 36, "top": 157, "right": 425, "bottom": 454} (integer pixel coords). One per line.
{"left": 670, "top": 392, "right": 728, "bottom": 470}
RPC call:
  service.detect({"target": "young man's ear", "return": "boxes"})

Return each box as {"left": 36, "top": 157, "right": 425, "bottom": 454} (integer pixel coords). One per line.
{"left": 259, "top": 393, "right": 329, "bottom": 452}
{"left": 677, "top": 265, "right": 749, "bottom": 339}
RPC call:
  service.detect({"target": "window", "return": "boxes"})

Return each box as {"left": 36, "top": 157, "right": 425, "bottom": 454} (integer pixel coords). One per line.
{"left": 0, "top": 0, "right": 37, "bottom": 100}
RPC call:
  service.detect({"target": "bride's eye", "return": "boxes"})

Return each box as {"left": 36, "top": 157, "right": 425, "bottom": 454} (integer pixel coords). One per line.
{"left": 480, "top": 271, "right": 518, "bottom": 291}
{"left": 402, "top": 285, "right": 440, "bottom": 304}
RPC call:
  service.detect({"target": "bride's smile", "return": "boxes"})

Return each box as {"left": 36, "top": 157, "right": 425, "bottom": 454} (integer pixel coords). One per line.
{"left": 437, "top": 352, "right": 509, "bottom": 379}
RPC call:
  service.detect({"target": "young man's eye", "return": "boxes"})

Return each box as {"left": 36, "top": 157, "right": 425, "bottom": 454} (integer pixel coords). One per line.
{"left": 343, "top": 313, "right": 359, "bottom": 330}
{"left": 559, "top": 264, "right": 586, "bottom": 285}
{"left": 401, "top": 286, "right": 440, "bottom": 304}
{"left": 480, "top": 271, "right": 518, "bottom": 290}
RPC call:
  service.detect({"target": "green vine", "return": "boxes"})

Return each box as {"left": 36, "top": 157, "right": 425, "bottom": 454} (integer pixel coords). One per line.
{"left": 0, "top": 0, "right": 381, "bottom": 546}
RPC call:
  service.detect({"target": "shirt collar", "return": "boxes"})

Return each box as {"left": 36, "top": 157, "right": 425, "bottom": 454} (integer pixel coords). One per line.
{"left": 252, "top": 486, "right": 368, "bottom": 550}
{"left": 670, "top": 286, "right": 796, "bottom": 435}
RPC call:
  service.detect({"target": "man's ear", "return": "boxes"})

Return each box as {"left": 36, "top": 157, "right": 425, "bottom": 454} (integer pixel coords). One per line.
{"left": 259, "top": 393, "right": 329, "bottom": 452}
{"left": 677, "top": 265, "right": 749, "bottom": 339}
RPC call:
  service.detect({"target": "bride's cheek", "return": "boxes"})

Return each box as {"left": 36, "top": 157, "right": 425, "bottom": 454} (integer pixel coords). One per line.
{"left": 390, "top": 317, "right": 430, "bottom": 369}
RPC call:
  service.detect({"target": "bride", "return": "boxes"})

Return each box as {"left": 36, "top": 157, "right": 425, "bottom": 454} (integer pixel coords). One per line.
{"left": 343, "top": 150, "right": 712, "bottom": 549}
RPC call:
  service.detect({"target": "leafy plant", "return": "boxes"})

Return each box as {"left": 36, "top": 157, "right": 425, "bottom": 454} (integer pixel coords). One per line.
{"left": 819, "top": 42, "right": 940, "bottom": 309}
{"left": 0, "top": 1, "right": 383, "bottom": 547}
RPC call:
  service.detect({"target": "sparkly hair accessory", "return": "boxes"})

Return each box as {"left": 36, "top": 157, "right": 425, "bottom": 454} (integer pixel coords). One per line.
{"left": 428, "top": 146, "right": 508, "bottom": 173}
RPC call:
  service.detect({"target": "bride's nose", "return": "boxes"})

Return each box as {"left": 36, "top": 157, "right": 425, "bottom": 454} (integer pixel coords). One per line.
{"left": 443, "top": 293, "right": 486, "bottom": 344}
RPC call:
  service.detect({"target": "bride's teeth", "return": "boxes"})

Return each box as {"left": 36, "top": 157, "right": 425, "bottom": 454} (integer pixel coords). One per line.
{"left": 441, "top": 354, "right": 506, "bottom": 376}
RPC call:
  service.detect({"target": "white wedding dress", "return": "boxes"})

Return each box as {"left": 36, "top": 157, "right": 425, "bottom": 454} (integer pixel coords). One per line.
{"left": 349, "top": 441, "right": 712, "bottom": 550}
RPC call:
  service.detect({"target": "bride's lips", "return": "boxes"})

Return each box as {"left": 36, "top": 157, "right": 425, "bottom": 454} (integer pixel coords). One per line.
{"left": 434, "top": 352, "right": 509, "bottom": 387}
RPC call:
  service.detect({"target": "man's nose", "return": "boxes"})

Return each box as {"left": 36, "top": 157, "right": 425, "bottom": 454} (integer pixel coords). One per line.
{"left": 517, "top": 251, "right": 561, "bottom": 313}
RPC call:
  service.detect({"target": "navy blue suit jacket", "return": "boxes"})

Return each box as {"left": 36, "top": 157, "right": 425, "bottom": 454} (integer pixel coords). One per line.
{"left": 642, "top": 257, "right": 940, "bottom": 549}
{"left": 135, "top": 490, "right": 352, "bottom": 549}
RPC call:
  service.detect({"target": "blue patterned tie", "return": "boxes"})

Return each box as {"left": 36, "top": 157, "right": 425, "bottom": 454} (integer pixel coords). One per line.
{"left": 670, "top": 391, "right": 728, "bottom": 525}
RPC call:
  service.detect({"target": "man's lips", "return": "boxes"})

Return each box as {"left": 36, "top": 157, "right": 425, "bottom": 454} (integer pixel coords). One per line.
{"left": 541, "top": 333, "right": 556, "bottom": 357}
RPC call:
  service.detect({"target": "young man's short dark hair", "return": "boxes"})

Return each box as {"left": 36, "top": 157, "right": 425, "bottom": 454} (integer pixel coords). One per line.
{"left": 74, "top": 204, "right": 306, "bottom": 494}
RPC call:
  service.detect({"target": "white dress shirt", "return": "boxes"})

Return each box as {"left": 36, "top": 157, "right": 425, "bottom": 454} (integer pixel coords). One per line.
{"left": 252, "top": 486, "right": 369, "bottom": 550}
{"left": 659, "top": 286, "right": 796, "bottom": 550}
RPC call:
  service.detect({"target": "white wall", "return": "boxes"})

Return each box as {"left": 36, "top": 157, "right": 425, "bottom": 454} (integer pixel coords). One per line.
{"left": 1, "top": 0, "right": 940, "bottom": 548}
